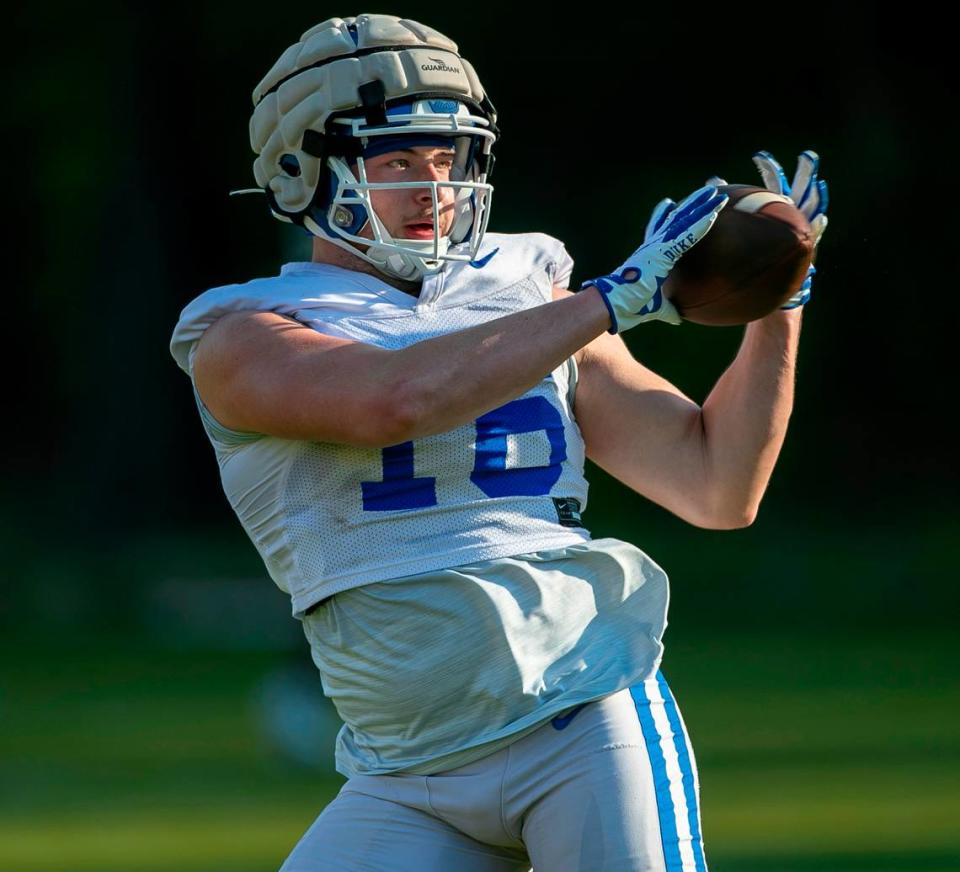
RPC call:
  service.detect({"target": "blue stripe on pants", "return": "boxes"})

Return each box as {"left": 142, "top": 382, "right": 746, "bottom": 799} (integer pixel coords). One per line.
{"left": 656, "top": 672, "right": 707, "bottom": 872}
{"left": 630, "top": 679, "right": 683, "bottom": 871}
{"left": 630, "top": 672, "right": 708, "bottom": 872}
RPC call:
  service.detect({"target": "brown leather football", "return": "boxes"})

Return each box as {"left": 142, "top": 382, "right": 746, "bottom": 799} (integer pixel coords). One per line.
{"left": 663, "top": 184, "right": 814, "bottom": 325}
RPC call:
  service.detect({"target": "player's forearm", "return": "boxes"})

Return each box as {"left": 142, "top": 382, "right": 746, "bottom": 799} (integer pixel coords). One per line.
{"left": 392, "top": 289, "right": 611, "bottom": 440}
{"left": 700, "top": 307, "right": 802, "bottom": 526}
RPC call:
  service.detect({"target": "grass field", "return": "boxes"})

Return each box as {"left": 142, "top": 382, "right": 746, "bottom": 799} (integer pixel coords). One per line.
{"left": 2, "top": 629, "right": 958, "bottom": 872}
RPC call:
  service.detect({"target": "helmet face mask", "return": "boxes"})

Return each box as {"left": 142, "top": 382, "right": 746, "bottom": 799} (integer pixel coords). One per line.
{"left": 249, "top": 16, "right": 499, "bottom": 282}
{"left": 307, "top": 100, "right": 496, "bottom": 281}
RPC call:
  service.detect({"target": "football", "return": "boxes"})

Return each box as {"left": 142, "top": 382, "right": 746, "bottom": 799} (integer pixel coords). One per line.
{"left": 663, "top": 184, "right": 814, "bottom": 325}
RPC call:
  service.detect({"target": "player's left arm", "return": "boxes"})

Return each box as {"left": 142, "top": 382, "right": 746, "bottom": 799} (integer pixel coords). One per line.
{"left": 556, "top": 286, "right": 802, "bottom": 530}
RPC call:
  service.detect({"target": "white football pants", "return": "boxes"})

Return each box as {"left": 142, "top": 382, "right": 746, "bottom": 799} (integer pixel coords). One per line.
{"left": 279, "top": 671, "right": 707, "bottom": 871}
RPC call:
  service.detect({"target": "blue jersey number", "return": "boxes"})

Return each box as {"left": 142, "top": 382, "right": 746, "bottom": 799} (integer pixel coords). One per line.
{"left": 360, "top": 442, "right": 437, "bottom": 512}
{"left": 361, "top": 396, "right": 567, "bottom": 511}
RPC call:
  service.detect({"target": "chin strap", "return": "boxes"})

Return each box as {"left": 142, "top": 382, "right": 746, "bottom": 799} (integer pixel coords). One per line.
{"left": 302, "top": 214, "right": 449, "bottom": 281}
{"left": 365, "top": 235, "right": 450, "bottom": 280}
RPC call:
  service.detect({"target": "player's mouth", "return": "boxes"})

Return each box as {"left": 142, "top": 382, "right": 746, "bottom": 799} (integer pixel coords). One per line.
{"left": 403, "top": 222, "right": 438, "bottom": 239}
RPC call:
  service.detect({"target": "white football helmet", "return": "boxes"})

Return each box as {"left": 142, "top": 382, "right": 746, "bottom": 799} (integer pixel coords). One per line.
{"left": 248, "top": 15, "right": 499, "bottom": 281}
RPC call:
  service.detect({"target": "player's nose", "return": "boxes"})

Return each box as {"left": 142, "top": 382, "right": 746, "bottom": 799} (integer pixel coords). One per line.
{"left": 412, "top": 161, "right": 446, "bottom": 190}
{"left": 413, "top": 174, "right": 454, "bottom": 207}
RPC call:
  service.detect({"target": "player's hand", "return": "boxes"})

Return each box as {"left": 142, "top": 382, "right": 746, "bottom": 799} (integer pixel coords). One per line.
{"left": 580, "top": 185, "right": 729, "bottom": 333}
{"left": 752, "top": 149, "right": 829, "bottom": 309}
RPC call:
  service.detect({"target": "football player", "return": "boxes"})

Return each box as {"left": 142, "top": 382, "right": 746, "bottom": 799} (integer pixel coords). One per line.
{"left": 170, "top": 13, "right": 828, "bottom": 871}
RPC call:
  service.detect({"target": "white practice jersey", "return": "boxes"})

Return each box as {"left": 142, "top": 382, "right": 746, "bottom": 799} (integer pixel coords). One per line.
{"left": 170, "top": 232, "right": 593, "bottom": 616}
{"left": 303, "top": 538, "right": 669, "bottom": 777}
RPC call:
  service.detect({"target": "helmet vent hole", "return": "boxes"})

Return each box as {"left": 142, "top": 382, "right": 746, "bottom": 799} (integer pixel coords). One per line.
{"left": 279, "top": 154, "right": 302, "bottom": 177}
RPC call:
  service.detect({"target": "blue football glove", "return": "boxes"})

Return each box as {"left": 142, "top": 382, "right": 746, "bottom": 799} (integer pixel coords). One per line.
{"left": 580, "top": 185, "right": 729, "bottom": 333}
{"left": 751, "top": 149, "right": 829, "bottom": 309}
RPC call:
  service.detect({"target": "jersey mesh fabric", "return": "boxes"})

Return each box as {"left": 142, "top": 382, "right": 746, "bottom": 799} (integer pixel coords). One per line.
{"left": 169, "top": 233, "right": 591, "bottom": 615}
{"left": 302, "top": 536, "right": 670, "bottom": 778}
{"left": 278, "top": 275, "right": 589, "bottom": 602}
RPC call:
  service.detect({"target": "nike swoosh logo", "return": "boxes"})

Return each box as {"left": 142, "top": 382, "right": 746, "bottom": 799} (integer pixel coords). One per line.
{"left": 551, "top": 703, "right": 588, "bottom": 731}
{"left": 468, "top": 247, "right": 500, "bottom": 268}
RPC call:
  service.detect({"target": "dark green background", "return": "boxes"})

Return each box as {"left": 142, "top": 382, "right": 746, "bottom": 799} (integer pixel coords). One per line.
{"left": 4, "top": 3, "right": 957, "bottom": 870}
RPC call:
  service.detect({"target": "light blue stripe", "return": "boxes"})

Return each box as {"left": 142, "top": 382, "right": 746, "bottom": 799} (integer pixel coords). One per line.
{"left": 630, "top": 680, "right": 683, "bottom": 871}
{"left": 656, "top": 672, "right": 707, "bottom": 872}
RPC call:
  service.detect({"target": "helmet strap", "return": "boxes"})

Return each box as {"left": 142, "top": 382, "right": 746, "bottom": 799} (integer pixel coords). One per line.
{"left": 357, "top": 79, "right": 388, "bottom": 127}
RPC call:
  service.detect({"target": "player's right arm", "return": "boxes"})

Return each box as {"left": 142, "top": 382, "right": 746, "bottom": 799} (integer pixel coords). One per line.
{"left": 194, "top": 186, "right": 727, "bottom": 449}
{"left": 192, "top": 294, "right": 611, "bottom": 449}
